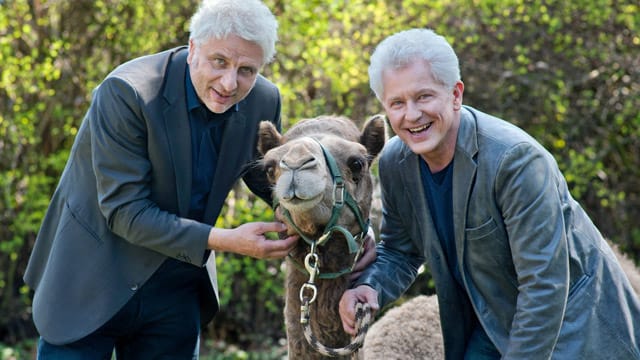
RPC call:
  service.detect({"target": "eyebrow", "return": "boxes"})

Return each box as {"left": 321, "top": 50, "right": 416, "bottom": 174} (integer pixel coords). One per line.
{"left": 207, "top": 51, "right": 261, "bottom": 71}
{"left": 206, "top": 51, "right": 227, "bottom": 60}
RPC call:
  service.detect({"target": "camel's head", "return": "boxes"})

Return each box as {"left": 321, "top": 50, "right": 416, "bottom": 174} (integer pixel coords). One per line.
{"left": 258, "top": 115, "right": 386, "bottom": 238}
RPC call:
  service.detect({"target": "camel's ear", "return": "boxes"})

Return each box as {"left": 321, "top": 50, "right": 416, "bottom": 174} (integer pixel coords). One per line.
{"left": 258, "top": 121, "right": 283, "bottom": 156}
{"left": 360, "top": 114, "right": 386, "bottom": 162}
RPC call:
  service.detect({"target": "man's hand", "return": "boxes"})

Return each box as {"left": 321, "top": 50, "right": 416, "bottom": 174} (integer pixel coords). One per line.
{"left": 339, "top": 285, "right": 379, "bottom": 335}
{"left": 208, "top": 222, "right": 299, "bottom": 259}
{"left": 349, "top": 227, "right": 377, "bottom": 281}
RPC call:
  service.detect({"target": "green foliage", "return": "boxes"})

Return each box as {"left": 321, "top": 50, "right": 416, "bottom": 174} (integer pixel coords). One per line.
{"left": 0, "top": 340, "right": 35, "bottom": 360}
{"left": 1, "top": 0, "right": 639, "bottom": 352}
{"left": 267, "top": 0, "right": 411, "bottom": 127}
{"left": 201, "top": 338, "right": 286, "bottom": 360}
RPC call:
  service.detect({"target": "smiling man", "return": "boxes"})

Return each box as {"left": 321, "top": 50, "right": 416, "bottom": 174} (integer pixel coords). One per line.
{"left": 339, "top": 28, "right": 640, "bottom": 360}
{"left": 24, "top": 1, "right": 300, "bottom": 358}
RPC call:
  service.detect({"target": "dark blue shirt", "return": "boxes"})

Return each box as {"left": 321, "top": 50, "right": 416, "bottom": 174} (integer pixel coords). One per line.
{"left": 419, "top": 158, "right": 462, "bottom": 286}
{"left": 185, "top": 66, "right": 236, "bottom": 221}
{"left": 420, "top": 158, "right": 499, "bottom": 357}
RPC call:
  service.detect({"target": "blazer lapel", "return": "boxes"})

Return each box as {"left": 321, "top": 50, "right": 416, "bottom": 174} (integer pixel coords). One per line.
{"left": 452, "top": 108, "right": 479, "bottom": 270}
{"left": 202, "top": 111, "right": 249, "bottom": 224}
{"left": 162, "top": 47, "right": 192, "bottom": 216}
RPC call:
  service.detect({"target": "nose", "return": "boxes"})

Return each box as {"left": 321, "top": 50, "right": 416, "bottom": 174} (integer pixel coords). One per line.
{"left": 280, "top": 153, "right": 317, "bottom": 172}
{"left": 219, "top": 69, "right": 238, "bottom": 93}
{"left": 405, "top": 100, "right": 422, "bottom": 122}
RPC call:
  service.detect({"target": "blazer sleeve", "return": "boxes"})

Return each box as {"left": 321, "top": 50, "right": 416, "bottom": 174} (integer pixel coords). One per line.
{"left": 90, "top": 76, "right": 210, "bottom": 265}
{"left": 353, "top": 145, "right": 425, "bottom": 307}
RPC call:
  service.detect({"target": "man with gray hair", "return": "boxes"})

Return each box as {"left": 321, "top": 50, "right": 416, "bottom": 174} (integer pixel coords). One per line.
{"left": 340, "top": 28, "right": 640, "bottom": 359}
{"left": 25, "top": 0, "right": 298, "bottom": 358}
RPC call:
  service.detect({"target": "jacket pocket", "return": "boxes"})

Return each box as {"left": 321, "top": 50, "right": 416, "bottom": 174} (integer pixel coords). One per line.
{"left": 567, "top": 273, "right": 590, "bottom": 300}
{"left": 64, "top": 201, "right": 104, "bottom": 245}
{"left": 52, "top": 201, "right": 105, "bottom": 252}
{"left": 464, "top": 217, "right": 517, "bottom": 288}
{"left": 466, "top": 217, "right": 498, "bottom": 240}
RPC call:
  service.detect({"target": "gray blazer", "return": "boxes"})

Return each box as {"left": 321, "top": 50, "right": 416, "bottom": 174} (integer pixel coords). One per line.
{"left": 23, "top": 47, "right": 281, "bottom": 345}
{"left": 358, "top": 106, "right": 640, "bottom": 359}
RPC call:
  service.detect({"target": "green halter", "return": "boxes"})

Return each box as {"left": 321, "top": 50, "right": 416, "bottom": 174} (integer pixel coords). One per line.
{"left": 275, "top": 138, "right": 370, "bottom": 279}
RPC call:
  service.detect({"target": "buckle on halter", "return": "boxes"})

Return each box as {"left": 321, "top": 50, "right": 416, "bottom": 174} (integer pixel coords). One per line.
{"left": 333, "top": 182, "right": 345, "bottom": 205}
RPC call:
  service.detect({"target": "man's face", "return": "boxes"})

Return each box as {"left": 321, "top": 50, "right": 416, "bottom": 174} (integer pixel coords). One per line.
{"left": 380, "top": 58, "right": 463, "bottom": 168}
{"left": 187, "top": 34, "right": 264, "bottom": 114}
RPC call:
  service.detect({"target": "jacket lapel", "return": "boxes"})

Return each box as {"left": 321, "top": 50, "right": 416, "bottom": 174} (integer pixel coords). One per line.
{"left": 202, "top": 111, "right": 249, "bottom": 224}
{"left": 452, "top": 107, "right": 479, "bottom": 271}
{"left": 162, "top": 47, "right": 192, "bottom": 216}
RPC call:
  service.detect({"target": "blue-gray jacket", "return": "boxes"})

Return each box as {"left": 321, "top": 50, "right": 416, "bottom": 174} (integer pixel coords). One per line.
{"left": 357, "top": 106, "right": 640, "bottom": 359}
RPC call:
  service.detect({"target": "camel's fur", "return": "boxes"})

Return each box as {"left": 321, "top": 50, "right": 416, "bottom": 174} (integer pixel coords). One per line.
{"left": 258, "top": 115, "right": 386, "bottom": 359}
{"left": 612, "top": 243, "right": 640, "bottom": 296}
{"left": 362, "top": 295, "right": 443, "bottom": 359}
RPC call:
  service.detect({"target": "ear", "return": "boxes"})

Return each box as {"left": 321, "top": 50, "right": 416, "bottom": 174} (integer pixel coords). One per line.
{"left": 360, "top": 114, "right": 386, "bottom": 162}
{"left": 453, "top": 80, "right": 464, "bottom": 110}
{"left": 257, "top": 121, "right": 283, "bottom": 156}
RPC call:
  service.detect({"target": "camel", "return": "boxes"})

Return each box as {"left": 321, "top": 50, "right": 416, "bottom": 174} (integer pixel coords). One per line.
{"left": 257, "top": 113, "right": 640, "bottom": 359}
{"left": 257, "top": 114, "right": 386, "bottom": 359}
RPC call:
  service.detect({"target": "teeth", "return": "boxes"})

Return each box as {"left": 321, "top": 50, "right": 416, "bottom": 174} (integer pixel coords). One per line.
{"left": 409, "top": 124, "right": 430, "bottom": 133}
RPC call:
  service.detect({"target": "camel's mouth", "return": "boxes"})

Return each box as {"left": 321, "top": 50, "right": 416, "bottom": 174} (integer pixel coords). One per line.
{"left": 280, "top": 193, "right": 324, "bottom": 212}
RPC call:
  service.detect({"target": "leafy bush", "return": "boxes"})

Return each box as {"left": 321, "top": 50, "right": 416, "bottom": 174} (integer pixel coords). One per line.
{"left": 1, "top": 0, "right": 638, "bottom": 351}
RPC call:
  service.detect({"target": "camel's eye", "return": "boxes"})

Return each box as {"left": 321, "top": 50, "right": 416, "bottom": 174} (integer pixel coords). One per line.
{"left": 347, "top": 156, "right": 365, "bottom": 183}
{"left": 263, "top": 160, "right": 276, "bottom": 183}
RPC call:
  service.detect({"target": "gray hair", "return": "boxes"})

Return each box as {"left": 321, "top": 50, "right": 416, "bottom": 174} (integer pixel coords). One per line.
{"left": 189, "top": 0, "right": 278, "bottom": 65}
{"left": 368, "top": 28, "right": 460, "bottom": 100}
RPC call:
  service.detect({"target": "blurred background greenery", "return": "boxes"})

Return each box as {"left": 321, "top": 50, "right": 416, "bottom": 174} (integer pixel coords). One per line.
{"left": 1, "top": 0, "right": 639, "bottom": 358}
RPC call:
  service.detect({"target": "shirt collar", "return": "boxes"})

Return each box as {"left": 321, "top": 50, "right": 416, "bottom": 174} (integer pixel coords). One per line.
{"left": 185, "top": 65, "right": 239, "bottom": 113}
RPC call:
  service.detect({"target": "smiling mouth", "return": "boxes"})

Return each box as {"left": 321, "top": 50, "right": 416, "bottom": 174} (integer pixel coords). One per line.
{"left": 211, "top": 87, "right": 235, "bottom": 99}
{"left": 408, "top": 123, "right": 431, "bottom": 133}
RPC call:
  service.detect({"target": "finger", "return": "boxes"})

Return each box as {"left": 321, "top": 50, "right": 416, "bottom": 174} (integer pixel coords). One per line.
{"left": 339, "top": 297, "right": 357, "bottom": 335}
{"left": 264, "top": 235, "right": 298, "bottom": 259}
{"left": 351, "top": 239, "right": 376, "bottom": 278}
{"left": 271, "top": 234, "right": 298, "bottom": 250}
{"left": 362, "top": 290, "right": 380, "bottom": 311}
{"left": 366, "top": 298, "right": 380, "bottom": 312}
{"left": 364, "top": 232, "right": 376, "bottom": 252}
{"left": 342, "top": 317, "right": 356, "bottom": 335}
{"left": 365, "top": 226, "right": 375, "bottom": 241}
{"left": 348, "top": 270, "right": 362, "bottom": 282}
{"left": 352, "top": 245, "right": 376, "bottom": 272}
{"left": 260, "top": 221, "right": 288, "bottom": 234}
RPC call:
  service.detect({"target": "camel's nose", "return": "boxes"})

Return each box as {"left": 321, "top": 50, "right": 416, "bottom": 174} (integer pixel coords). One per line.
{"left": 280, "top": 144, "right": 319, "bottom": 171}
{"left": 280, "top": 156, "right": 317, "bottom": 171}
